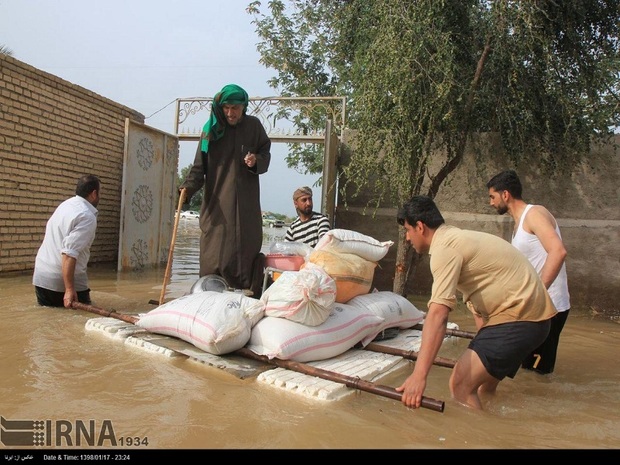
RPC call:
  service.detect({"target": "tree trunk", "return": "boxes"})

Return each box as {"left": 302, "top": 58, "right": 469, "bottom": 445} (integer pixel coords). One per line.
{"left": 392, "top": 227, "right": 414, "bottom": 296}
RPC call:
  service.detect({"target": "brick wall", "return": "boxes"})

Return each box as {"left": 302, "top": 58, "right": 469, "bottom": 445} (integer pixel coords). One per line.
{"left": 0, "top": 54, "right": 145, "bottom": 273}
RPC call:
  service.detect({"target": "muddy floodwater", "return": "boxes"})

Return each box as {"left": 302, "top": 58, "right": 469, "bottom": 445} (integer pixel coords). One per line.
{"left": 0, "top": 221, "right": 618, "bottom": 453}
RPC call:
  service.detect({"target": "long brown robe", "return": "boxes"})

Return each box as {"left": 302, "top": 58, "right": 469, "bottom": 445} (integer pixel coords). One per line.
{"left": 181, "top": 114, "right": 271, "bottom": 289}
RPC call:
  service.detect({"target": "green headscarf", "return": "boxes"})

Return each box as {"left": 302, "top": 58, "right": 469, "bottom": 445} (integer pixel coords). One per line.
{"left": 200, "top": 84, "right": 249, "bottom": 154}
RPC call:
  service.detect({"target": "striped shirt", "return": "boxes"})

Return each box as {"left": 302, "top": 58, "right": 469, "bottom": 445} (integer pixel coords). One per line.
{"left": 284, "top": 212, "right": 331, "bottom": 247}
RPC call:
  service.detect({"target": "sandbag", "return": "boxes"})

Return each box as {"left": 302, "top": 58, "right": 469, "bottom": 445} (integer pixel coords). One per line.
{"left": 247, "top": 302, "right": 384, "bottom": 362}
{"left": 260, "top": 264, "right": 336, "bottom": 326}
{"left": 136, "top": 291, "right": 265, "bottom": 355}
{"left": 307, "top": 248, "right": 376, "bottom": 303}
{"left": 346, "top": 291, "right": 426, "bottom": 346}
{"left": 314, "top": 229, "right": 394, "bottom": 262}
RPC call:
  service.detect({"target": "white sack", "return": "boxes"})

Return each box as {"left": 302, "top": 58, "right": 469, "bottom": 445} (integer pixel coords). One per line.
{"left": 136, "top": 291, "right": 265, "bottom": 355}
{"left": 247, "top": 302, "right": 384, "bottom": 362}
{"left": 314, "top": 228, "right": 394, "bottom": 262}
{"left": 345, "top": 291, "right": 426, "bottom": 346}
{"left": 261, "top": 264, "right": 337, "bottom": 326}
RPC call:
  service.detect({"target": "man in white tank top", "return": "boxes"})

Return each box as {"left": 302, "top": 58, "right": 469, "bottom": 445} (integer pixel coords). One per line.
{"left": 486, "top": 170, "right": 570, "bottom": 375}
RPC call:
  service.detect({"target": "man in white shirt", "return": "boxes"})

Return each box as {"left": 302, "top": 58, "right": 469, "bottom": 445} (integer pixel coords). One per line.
{"left": 487, "top": 169, "right": 570, "bottom": 374}
{"left": 33, "top": 175, "right": 101, "bottom": 308}
{"left": 284, "top": 186, "right": 330, "bottom": 248}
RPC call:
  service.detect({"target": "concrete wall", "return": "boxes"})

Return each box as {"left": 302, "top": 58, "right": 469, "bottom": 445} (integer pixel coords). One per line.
{"left": 0, "top": 55, "right": 145, "bottom": 273}
{"left": 335, "top": 131, "right": 620, "bottom": 313}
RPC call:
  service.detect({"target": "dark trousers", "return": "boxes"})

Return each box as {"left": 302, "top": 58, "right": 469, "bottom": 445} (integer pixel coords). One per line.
{"left": 250, "top": 253, "right": 265, "bottom": 298}
{"left": 521, "top": 309, "right": 570, "bottom": 374}
{"left": 35, "top": 286, "right": 91, "bottom": 307}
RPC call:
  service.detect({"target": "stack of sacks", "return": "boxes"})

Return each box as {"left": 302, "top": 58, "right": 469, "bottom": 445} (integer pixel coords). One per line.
{"left": 308, "top": 229, "right": 394, "bottom": 303}
{"left": 136, "top": 291, "right": 264, "bottom": 355}
{"left": 247, "top": 291, "right": 425, "bottom": 362}
{"left": 249, "top": 262, "right": 384, "bottom": 362}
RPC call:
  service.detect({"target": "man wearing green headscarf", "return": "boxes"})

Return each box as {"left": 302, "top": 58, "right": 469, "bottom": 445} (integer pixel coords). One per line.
{"left": 180, "top": 84, "right": 271, "bottom": 296}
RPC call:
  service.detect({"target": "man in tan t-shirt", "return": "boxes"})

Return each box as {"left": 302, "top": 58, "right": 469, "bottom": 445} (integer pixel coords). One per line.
{"left": 395, "top": 195, "right": 556, "bottom": 410}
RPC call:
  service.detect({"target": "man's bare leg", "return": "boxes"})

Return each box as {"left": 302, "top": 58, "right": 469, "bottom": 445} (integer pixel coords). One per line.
{"left": 449, "top": 348, "right": 499, "bottom": 410}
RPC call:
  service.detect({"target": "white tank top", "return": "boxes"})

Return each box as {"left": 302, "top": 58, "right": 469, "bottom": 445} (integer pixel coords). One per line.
{"left": 511, "top": 204, "right": 570, "bottom": 311}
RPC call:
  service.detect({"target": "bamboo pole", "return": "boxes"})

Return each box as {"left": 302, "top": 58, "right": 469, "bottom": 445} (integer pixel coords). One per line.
{"left": 235, "top": 348, "right": 445, "bottom": 413}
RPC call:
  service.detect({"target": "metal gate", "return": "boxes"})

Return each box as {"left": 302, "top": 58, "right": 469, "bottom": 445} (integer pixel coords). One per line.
{"left": 117, "top": 119, "right": 179, "bottom": 271}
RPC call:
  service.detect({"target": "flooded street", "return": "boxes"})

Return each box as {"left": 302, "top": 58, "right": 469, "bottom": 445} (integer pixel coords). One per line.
{"left": 1, "top": 220, "right": 619, "bottom": 451}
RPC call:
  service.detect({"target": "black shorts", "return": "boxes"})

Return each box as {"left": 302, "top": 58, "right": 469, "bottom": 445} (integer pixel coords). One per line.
{"left": 468, "top": 320, "right": 551, "bottom": 380}
{"left": 35, "top": 286, "right": 91, "bottom": 307}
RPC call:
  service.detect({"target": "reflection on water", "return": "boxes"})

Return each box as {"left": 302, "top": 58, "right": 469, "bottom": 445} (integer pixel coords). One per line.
{"left": 165, "top": 220, "right": 200, "bottom": 297}
{"left": 169, "top": 220, "right": 287, "bottom": 296}
{"left": 0, "top": 223, "right": 618, "bottom": 450}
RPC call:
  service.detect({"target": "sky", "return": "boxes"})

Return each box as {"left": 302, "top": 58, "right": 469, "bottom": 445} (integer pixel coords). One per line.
{"left": 0, "top": 0, "right": 319, "bottom": 217}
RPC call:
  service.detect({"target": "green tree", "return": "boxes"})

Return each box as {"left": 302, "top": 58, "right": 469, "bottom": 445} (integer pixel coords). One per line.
{"left": 177, "top": 164, "right": 203, "bottom": 211}
{"left": 249, "top": 0, "right": 620, "bottom": 293}
{"left": 249, "top": 0, "right": 348, "bottom": 176}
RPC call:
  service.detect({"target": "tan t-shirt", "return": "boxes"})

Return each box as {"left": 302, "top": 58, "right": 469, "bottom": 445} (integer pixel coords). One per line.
{"left": 428, "top": 224, "right": 557, "bottom": 328}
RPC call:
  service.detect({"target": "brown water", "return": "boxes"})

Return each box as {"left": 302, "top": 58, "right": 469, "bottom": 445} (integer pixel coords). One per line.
{"left": 1, "top": 221, "right": 618, "bottom": 450}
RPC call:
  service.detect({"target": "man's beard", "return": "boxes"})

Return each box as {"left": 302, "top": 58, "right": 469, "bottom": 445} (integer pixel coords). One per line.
{"left": 495, "top": 204, "right": 508, "bottom": 215}
{"left": 298, "top": 205, "right": 313, "bottom": 216}
{"left": 226, "top": 113, "right": 243, "bottom": 126}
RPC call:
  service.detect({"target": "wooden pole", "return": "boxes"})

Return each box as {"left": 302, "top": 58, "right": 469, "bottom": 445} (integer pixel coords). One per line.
{"left": 412, "top": 324, "right": 476, "bottom": 340}
{"left": 152, "top": 188, "right": 186, "bottom": 306}
{"left": 235, "top": 347, "right": 445, "bottom": 413}
{"left": 71, "top": 301, "right": 139, "bottom": 325}
{"left": 364, "top": 342, "right": 456, "bottom": 368}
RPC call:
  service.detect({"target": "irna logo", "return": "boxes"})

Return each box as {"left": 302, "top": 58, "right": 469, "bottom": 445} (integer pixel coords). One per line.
{"left": 1, "top": 416, "right": 117, "bottom": 447}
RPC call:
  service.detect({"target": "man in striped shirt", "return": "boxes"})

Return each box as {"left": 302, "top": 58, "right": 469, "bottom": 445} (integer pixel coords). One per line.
{"left": 284, "top": 186, "right": 331, "bottom": 247}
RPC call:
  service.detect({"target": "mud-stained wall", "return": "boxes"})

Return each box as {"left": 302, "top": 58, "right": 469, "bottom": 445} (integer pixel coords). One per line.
{"left": 335, "top": 132, "right": 620, "bottom": 313}
{"left": 0, "top": 55, "right": 145, "bottom": 273}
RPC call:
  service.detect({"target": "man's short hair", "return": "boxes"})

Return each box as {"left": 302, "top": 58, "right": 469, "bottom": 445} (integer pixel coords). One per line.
{"left": 397, "top": 195, "right": 445, "bottom": 229}
{"left": 76, "top": 174, "right": 100, "bottom": 198}
{"left": 293, "top": 186, "right": 313, "bottom": 201}
{"left": 486, "top": 170, "right": 523, "bottom": 199}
